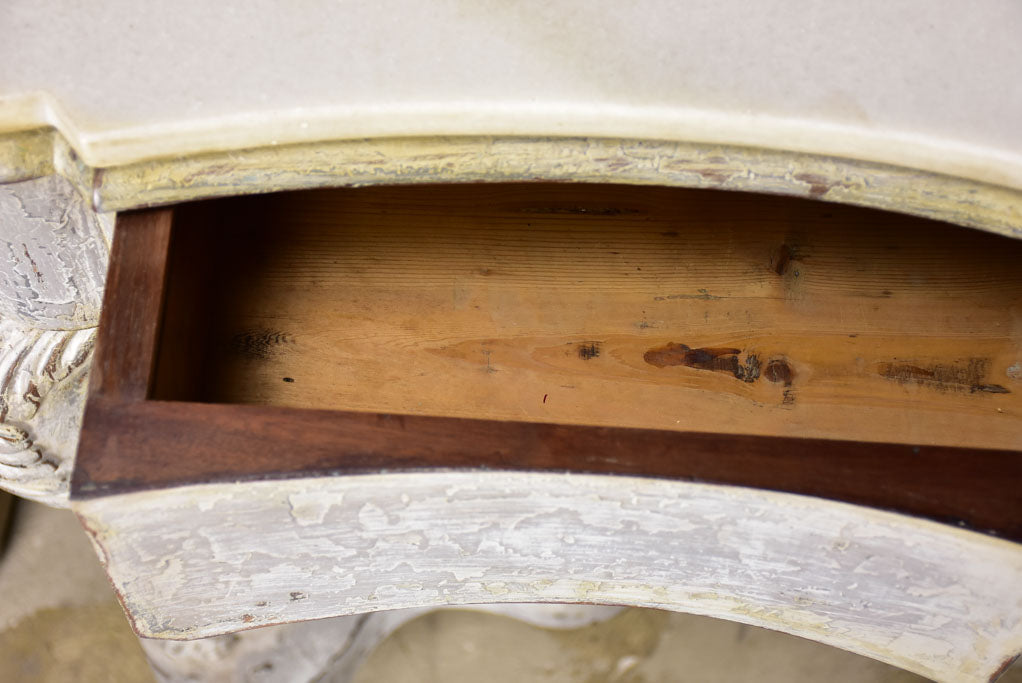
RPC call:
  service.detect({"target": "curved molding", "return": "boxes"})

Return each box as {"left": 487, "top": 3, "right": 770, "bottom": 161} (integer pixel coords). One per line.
{"left": 2, "top": 130, "right": 1021, "bottom": 241}
{"left": 0, "top": 174, "right": 110, "bottom": 505}
{"left": 74, "top": 472, "right": 1022, "bottom": 683}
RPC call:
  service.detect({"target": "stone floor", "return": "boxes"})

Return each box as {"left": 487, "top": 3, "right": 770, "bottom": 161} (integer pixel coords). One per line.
{"left": 0, "top": 494, "right": 153, "bottom": 682}
{"left": 0, "top": 494, "right": 1018, "bottom": 682}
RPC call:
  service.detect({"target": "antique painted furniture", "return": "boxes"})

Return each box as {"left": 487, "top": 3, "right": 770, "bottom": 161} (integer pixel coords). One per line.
{"left": 1, "top": 1, "right": 1020, "bottom": 681}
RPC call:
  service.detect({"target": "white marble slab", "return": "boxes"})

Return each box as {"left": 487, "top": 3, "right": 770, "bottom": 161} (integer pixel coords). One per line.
{"left": 1, "top": 0, "right": 1020, "bottom": 191}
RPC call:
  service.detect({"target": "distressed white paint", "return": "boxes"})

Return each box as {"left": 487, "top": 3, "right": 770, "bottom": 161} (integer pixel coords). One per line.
{"left": 80, "top": 136, "right": 1022, "bottom": 241}
{"left": 2, "top": 9, "right": 1020, "bottom": 671}
{"left": 0, "top": 175, "right": 109, "bottom": 327}
{"left": 140, "top": 605, "right": 624, "bottom": 682}
{"left": 0, "top": 175, "right": 109, "bottom": 505}
{"left": 75, "top": 473, "right": 1022, "bottom": 683}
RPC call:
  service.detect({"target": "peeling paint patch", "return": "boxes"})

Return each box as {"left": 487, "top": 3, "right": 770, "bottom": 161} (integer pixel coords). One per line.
{"left": 0, "top": 175, "right": 108, "bottom": 505}
{"left": 794, "top": 172, "right": 833, "bottom": 199}
{"left": 74, "top": 472, "right": 1022, "bottom": 682}
{"left": 287, "top": 492, "right": 335, "bottom": 527}
{"left": 0, "top": 175, "right": 108, "bottom": 329}
{"left": 1007, "top": 363, "right": 1022, "bottom": 380}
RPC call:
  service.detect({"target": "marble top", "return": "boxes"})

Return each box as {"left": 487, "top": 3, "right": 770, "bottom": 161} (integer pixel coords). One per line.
{"left": 2, "top": 0, "right": 1020, "bottom": 189}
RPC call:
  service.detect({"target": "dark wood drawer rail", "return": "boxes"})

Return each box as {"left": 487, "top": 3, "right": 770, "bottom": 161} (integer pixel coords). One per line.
{"left": 72, "top": 184, "right": 1022, "bottom": 539}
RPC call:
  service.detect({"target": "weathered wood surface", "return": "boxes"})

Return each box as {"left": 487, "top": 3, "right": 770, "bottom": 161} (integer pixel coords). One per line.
{"left": 6, "top": 128, "right": 1022, "bottom": 242}
{"left": 155, "top": 184, "right": 1022, "bottom": 450}
{"left": 73, "top": 472, "right": 1022, "bottom": 683}
{"left": 78, "top": 136, "right": 1022, "bottom": 242}
{"left": 0, "top": 175, "right": 110, "bottom": 505}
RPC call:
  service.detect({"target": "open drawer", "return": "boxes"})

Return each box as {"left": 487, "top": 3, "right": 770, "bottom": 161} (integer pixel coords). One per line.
{"left": 70, "top": 183, "right": 1022, "bottom": 680}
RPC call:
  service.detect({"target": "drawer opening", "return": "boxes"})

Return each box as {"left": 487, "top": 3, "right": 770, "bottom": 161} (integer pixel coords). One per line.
{"left": 149, "top": 182, "right": 1021, "bottom": 451}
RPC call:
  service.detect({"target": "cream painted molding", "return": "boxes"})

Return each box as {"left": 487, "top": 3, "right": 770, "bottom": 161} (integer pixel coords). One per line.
{"left": 0, "top": 175, "right": 110, "bottom": 505}
{"left": 2, "top": 1, "right": 1022, "bottom": 238}
{"left": 75, "top": 472, "right": 1022, "bottom": 683}
{"left": 2, "top": 131, "right": 1021, "bottom": 242}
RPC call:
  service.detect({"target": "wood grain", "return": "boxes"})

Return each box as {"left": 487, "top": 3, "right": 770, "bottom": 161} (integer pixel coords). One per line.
{"left": 72, "top": 397, "right": 1022, "bottom": 539}
{"left": 89, "top": 208, "right": 172, "bottom": 401}
{"left": 153, "top": 183, "right": 1022, "bottom": 450}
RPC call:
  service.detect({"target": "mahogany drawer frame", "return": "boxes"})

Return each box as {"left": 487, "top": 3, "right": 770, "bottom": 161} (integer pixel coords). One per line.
{"left": 70, "top": 205, "right": 1022, "bottom": 540}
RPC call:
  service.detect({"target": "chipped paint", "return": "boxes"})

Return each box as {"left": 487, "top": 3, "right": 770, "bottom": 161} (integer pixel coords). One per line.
{"left": 0, "top": 175, "right": 110, "bottom": 505}
{"left": 2, "top": 131, "right": 1021, "bottom": 241}
{"left": 74, "top": 472, "right": 1022, "bottom": 683}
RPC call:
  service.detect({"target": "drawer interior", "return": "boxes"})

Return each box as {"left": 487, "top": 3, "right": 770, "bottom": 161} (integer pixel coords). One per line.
{"left": 150, "top": 183, "right": 1021, "bottom": 450}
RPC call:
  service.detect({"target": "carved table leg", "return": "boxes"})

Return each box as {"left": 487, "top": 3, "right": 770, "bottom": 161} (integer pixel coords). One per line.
{"left": 0, "top": 175, "right": 110, "bottom": 505}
